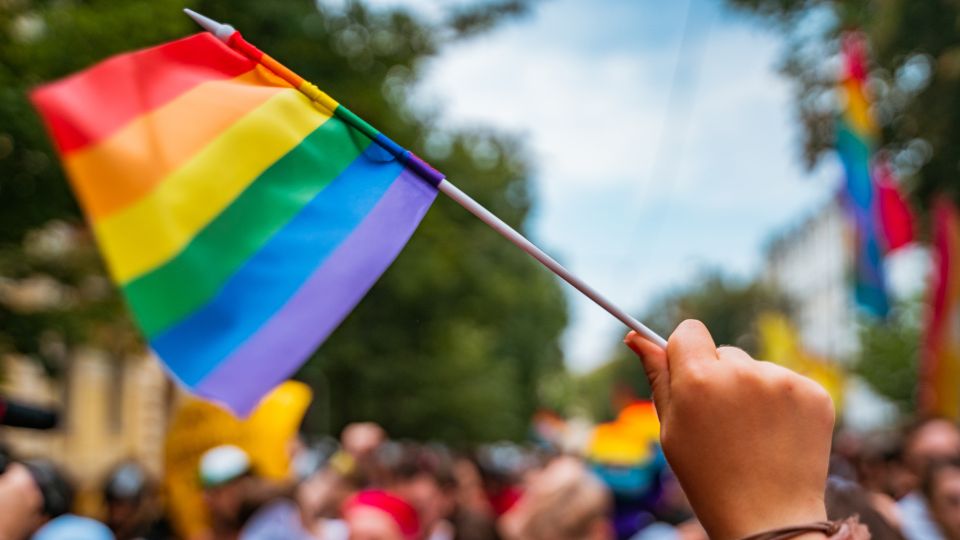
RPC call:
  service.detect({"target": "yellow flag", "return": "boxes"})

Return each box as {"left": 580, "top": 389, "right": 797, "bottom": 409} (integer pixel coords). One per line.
{"left": 163, "top": 381, "right": 312, "bottom": 538}
{"left": 758, "top": 313, "right": 846, "bottom": 411}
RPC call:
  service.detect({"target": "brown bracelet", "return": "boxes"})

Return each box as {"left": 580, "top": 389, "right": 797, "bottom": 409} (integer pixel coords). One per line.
{"left": 740, "top": 520, "right": 841, "bottom": 540}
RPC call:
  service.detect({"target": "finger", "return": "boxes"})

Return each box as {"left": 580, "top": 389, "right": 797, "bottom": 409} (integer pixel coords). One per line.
{"left": 666, "top": 319, "right": 719, "bottom": 379}
{"left": 625, "top": 330, "right": 671, "bottom": 410}
{"left": 717, "top": 345, "right": 753, "bottom": 364}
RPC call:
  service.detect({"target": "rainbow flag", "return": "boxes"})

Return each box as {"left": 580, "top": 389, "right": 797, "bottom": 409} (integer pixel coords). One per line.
{"left": 920, "top": 199, "right": 960, "bottom": 418}
{"left": 835, "top": 33, "right": 913, "bottom": 318}
{"left": 586, "top": 401, "right": 663, "bottom": 496}
{"left": 31, "top": 32, "right": 442, "bottom": 414}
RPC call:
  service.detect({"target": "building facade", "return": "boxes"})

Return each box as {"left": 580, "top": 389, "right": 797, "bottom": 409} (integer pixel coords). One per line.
{"left": 764, "top": 198, "right": 859, "bottom": 362}
{"left": 0, "top": 350, "right": 172, "bottom": 513}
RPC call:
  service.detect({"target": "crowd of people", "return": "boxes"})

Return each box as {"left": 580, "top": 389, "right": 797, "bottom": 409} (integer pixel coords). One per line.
{"left": 0, "top": 321, "right": 958, "bottom": 539}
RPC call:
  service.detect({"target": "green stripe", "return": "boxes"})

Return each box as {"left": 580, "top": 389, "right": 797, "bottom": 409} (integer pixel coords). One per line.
{"left": 334, "top": 106, "right": 380, "bottom": 141}
{"left": 123, "top": 116, "right": 372, "bottom": 337}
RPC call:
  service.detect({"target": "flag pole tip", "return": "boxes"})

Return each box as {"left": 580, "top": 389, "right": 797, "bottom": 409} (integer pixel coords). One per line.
{"left": 183, "top": 8, "right": 235, "bottom": 42}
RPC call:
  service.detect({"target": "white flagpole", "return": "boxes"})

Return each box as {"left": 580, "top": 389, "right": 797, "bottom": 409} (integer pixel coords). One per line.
{"left": 437, "top": 180, "right": 667, "bottom": 349}
{"left": 184, "top": 8, "right": 668, "bottom": 350}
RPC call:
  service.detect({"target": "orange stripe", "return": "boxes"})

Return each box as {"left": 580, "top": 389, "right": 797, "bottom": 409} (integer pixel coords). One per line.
{"left": 63, "top": 66, "right": 289, "bottom": 220}
{"left": 30, "top": 33, "right": 258, "bottom": 153}
{"left": 260, "top": 54, "right": 306, "bottom": 88}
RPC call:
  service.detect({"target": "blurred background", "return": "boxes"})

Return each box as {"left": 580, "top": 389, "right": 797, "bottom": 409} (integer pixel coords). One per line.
{"left": 1, "top": 0, "right": 959, "bottom": 538}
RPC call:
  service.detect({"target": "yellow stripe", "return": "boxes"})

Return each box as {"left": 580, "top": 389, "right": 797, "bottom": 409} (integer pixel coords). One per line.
{"left": 95, "top": 90, "right": 332, "bottom": 283}
{"left": 63, "top": 68, "right": 289, "bottom": 220}
{"left": 298, "top": 81, "right": 340, "bottom": 113}
{"left": 843, "top": 80, "right": 875, "bottom": 138}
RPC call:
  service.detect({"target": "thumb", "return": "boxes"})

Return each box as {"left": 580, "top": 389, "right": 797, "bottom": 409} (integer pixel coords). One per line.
{"left": 624, "top": 331, "right": 670, "bottom": 410}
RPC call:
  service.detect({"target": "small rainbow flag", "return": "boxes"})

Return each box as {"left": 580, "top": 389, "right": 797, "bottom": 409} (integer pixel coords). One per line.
{"left": 586, "top": 401, "right": 663, "bottom": 497}
{"left": 920, "top": 199, "right": 960, "bottom": 418}
{"left": 835, "top": 33, "right": 913, "bottom": 318}
{"left": 31, "top": 31, "right": 442, "bottom": 414}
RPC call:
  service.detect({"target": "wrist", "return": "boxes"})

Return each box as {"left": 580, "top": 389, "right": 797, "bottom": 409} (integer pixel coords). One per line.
{"left": 721, "top": 503, "right": 828, "bottom": 540}
{"left": 736, "top": 518, "right": 837, "bottom": 540}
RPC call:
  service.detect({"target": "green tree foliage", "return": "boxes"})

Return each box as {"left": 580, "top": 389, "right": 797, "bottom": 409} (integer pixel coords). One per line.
{"left": 574, "top": 271, "right": 789, "bottom": 421}
{"left": 853, "top": 297, "right": 922, "bottom": 413}
{"left": 726, "top": 0, "right": 960, "bottom": 209}
{"left": 0, "top": 0, "right": 564, "bottom": 442}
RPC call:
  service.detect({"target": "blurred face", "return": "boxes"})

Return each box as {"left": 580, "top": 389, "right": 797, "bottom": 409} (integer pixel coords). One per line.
{"left": 499, "top": 457, "right": 612, "bottom": 540}
{"left": 204, "top": 479, "right": 246, "bottom": 529}
{"left": 0, "top": 463, "right": 45, "bottom": 539}
{"left": 342, "top": 423, "right": 386, "bottom": 459}
{"left": 906, "top": 420, "right": 960, "bottom": 478}
{"left": 106, "top": 498, "right": 139, "bottom": 530}
{"left": 297, "top": 470, "right": 342, "bottom": 519}
{"left": 395, "top": 474, "right": 451, "bottom": 533}
{"left": 346, "top": 506, "right": 404, "bottom": 540}
{"left": 930, "top": 467, "right": 960, "bottom": 540}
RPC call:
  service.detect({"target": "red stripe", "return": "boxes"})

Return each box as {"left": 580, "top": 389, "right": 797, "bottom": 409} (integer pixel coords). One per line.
{"left": 227, "top": 32, "right": 306, "bottom": 91}
{"left": 30, "top": 33, "right": 256, "bottom": 153}
{"left": 227, "top": 32, "right": 265, "bottom": 61}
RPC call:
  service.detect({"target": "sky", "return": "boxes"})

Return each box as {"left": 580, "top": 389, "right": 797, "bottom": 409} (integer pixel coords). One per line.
{"left": 360, "top": 0, "right": 846, "bottom": 371}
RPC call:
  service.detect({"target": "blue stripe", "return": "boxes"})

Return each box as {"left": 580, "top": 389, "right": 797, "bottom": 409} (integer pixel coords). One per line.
{"left": 374, "top": 132, "right": 408, "bottom": 161}
{"left": 151, "top": 143, "right": 405, "bottom": 385}
{"left": 836, "top": 121, "right": 874, "bottom": 210}
{"left": 855, "top": 228, "right": 890, "bottom": 317}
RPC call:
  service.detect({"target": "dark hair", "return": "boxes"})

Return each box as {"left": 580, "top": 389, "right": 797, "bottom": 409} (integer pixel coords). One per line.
{"left": 392, "top": 443, "right": 456, "bottom": 490}
{"left": 825, "top": 476, "right": 904, "bottom": 540}
{"left": 22, "top": 459, "right": 74, "bottom": 518}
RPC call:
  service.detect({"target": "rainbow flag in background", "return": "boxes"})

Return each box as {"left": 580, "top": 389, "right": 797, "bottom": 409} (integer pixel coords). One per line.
{"left": 587, "top": 401, "right": 663, "bottom": 496}
{"left": 31, "top": 32, "right": 442, "bottom": 414}
{"left": 835, "top": 33, "right": 913, "bottom": 318}
{"left": 920, "top": 199, "right": 960, "bottom": 418}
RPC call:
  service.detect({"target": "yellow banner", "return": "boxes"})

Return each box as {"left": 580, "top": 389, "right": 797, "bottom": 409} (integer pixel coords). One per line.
{"left": 163, "top": 381, "right": 312, "bottom": 539}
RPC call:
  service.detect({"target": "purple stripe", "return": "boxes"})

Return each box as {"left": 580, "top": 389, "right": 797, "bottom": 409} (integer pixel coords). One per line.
{"left": 193, "top": 167, "right": 437, "bottom": 414}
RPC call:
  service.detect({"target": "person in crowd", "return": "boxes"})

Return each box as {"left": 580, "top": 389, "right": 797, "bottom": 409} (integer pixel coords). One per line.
{"left": 498, "top": 455, "right": 613, "bottom": 540}
{"left": 391, "top": 446, "right": 458, "bottom": 540}
{"left": 342, "top": 489, "right": 421, "bottom": 540}
{"left": 923, "top": 458, "right": 960, "bottom": 540}
{"left": 102, "top": 461, "right": 172, "bottom": 540}
{"left": 896, "top": 418, "right": 960, "bottom": 540}
{"left": 201, "top": 445, "right": 255, "bottom": 540}
{"left": 846, "top": 435, "right": 910, "bottom": 522}
{"left": 825, "top": 435, "right": 903, "bottom": 537}
{"left": 342, "top": 423, "right": 388, "bottom": 487}
{"left": 295, "top": 466, "right": 353, "bottom": 540}
{"left": 201, "top": 445, "right": 285, "bottom": 540}
{"left": 448, "top": 456, "right": 499, "bottom": 540}
{"left": 240, "top": 441, "right": 351, "bottom": 540}
{"left": 825, "top": 476, "right": 904, "bottom": 540}
{"left": 0, "top": 458, "right": 74, "bottom": 540}
{"left": 0, "top": 460, "right": 48, "bottom": 539}
{"left": 625, "top": 320, "right": 865, "bottom": 539}
{"left": 474, "top": 448, "right": 524, "bottom": 519}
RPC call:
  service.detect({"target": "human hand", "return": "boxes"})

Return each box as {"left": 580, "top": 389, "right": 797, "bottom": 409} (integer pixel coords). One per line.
{"left": 625, "top": 320, "right": 835, "bottom": 540}
{"left": 0, "top": 462, "right": 45, "bottom": 540}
